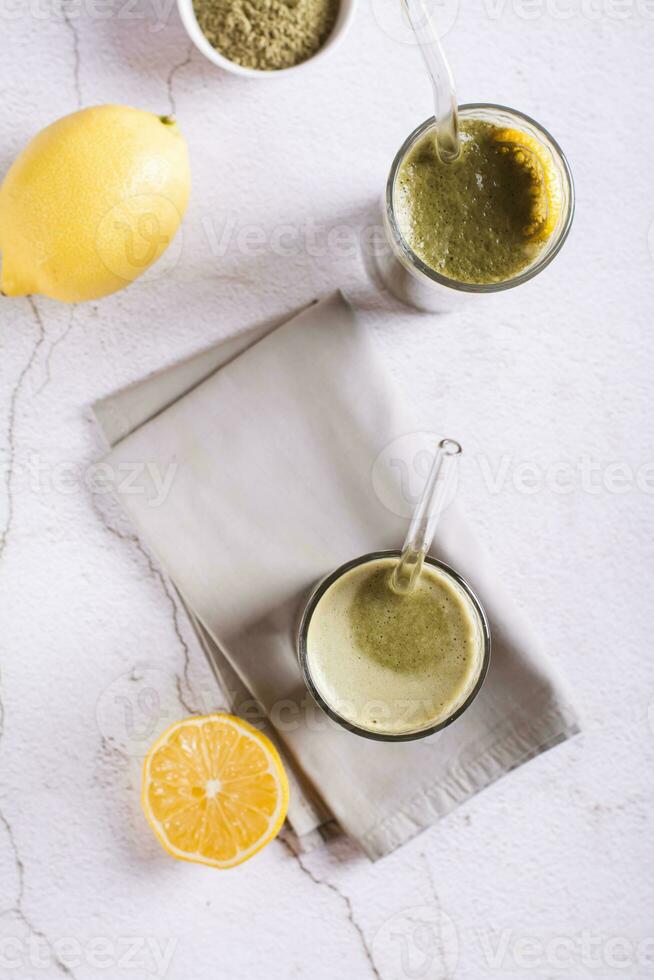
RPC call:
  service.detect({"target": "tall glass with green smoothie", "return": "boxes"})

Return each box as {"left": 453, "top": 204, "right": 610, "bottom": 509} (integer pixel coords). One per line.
{"left": 297, "top": 440, "right": 491, "bottom": 741}
{"left": 377, "top": 104, "right": 574, "bottom": 312}
{"left": 298, "top": 551, "right": 490, "bottom": 740}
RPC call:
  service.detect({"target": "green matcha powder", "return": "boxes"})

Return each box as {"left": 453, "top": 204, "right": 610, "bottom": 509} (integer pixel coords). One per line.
{"left": 194, "top": 0, "right": 339, "bottom": 70}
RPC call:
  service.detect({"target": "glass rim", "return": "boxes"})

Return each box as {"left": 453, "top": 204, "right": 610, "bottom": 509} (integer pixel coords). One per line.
{"left": 297, "top": 550, "right": 492, "bottom": 742}
{"left": 385, "top": 103, "right": 576, "bottom": 294}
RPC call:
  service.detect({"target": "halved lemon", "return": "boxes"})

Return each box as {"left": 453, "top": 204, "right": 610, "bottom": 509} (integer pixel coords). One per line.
{"left": 492, "top": 127, "right": 562, "bottom": 242}
{"left": 142, "top": 714, "right": 289, "bottom": 869}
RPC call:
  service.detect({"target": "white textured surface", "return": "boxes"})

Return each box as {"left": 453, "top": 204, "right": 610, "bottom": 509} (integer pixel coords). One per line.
{"left": 0, "top": 1, "right": 653, "bottom": 978}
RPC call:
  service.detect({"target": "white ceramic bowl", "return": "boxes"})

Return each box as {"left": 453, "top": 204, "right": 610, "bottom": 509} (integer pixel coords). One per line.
{"left": 177, "top": 0, "right": 356, "bottom": 78}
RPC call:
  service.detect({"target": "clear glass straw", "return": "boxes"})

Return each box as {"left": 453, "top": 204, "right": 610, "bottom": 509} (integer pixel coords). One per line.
{"left": 390, "top": 438, "right": 462, "bottom": 594}
{"left": 402, "top": 0, "right": 460, "bottom": 162}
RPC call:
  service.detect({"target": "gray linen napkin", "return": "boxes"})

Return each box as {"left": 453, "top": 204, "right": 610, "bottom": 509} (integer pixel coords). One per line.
{"left": 94, "top": 291, "right": 579, "bottom": 859}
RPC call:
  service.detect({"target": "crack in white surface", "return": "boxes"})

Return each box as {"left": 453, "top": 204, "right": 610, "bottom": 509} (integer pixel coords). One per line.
{"left": 0, "top": 299, "right": 70, "bottom": 972}
{"left": 35, "top": 306, "right": 78, "bottom": 396}
{"left": 421, "top": 853, "right": 454, "bottom": 980}
{"left": 0, "top": 665, "right": 76, "bottom": 977}
{"left": 0, "top": 297, "right": 46, "bottom": 561}
{"left": 60, "top": 0, "right": 83, "bottom": 107}
{"left": 99, "top": 733, "right": 128, "bottom": 762}
{"left": 166, "top": 42, "right": 194, "bottom": 117}
{"left": 279, "top": 838, "right": 381, "bottom": 979}
{"left": 92, "top": 501, "right": 199, "bottom": 715}
{"left": 0, "top": 811, "right": 77, "bottom": 976}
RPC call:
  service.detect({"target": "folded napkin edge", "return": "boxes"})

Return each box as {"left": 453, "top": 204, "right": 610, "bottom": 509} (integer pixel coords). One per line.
{"left": 91, "top": 293, "right": 342, "bottom": 448}
{"left": 360, "top": 700, "right": 580, "bottom": 860}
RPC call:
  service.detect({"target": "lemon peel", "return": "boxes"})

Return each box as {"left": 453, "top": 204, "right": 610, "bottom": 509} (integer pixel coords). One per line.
{"left": 142, "top": 714, "right": 289, "bottom": 869}
{"left": 0, "top": 105, "right": 190, "bottom": 303}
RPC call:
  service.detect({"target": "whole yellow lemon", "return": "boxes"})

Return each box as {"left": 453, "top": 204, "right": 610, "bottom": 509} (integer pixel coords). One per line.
{"left": 0, "top": 105, "right": 190, "bottom": 303}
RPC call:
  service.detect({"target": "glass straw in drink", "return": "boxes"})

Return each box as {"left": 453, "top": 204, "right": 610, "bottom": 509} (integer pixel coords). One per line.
{"left": 402, "top": 0, "right": 460, "bottom": 162}
{"left": 390, "top": 437, "right": 462, "bottom": 594}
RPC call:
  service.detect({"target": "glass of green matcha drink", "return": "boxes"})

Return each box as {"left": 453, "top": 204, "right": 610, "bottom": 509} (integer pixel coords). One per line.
{"left": 297, "top": 439, "right": 491, "bottom": 741}
{"left": 376, "top": 104, "right": 575, "bottom": 312}
{"left": 298, "top": 551, "right": 490, "bottom": 740}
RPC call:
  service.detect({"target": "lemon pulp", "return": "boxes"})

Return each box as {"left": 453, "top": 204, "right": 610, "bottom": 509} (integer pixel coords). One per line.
{"left": 142, "top": 714, "right": 289, "bottom": 869}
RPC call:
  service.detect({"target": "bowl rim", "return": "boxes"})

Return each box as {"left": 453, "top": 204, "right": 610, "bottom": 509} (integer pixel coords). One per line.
{"left": 176, "top": 0, "right": 356, "bottom": 78}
